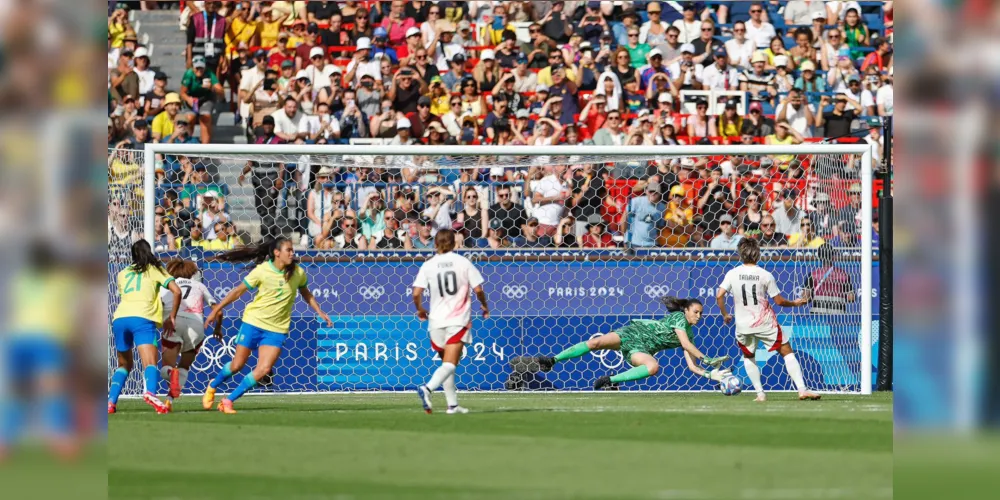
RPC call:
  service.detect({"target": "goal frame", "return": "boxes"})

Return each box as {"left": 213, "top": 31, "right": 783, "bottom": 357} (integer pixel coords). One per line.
{"left": 141, "top": 143, "right": 876, "bottom": 395}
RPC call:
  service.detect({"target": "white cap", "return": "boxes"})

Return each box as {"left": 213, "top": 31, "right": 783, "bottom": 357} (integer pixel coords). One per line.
{"left": 812, "top": 11, "right": 827, "bottom": 20}
{"left": 535, "top": 84, "right": 549, "bottom": 92}
{"left": 406, "top": 27, "right": 421, "bottom": 38}
{"left": 295, "top": 69, "right": 310, "bottom": 80}
{"left": 647, "top": 48, "right": 663, "bottom": 60}
{"left": 329, "top": 64, "right": 343, "bottom": 74}
{"left": 658, "top": 92, "right": 673, "bottom": 103}
{"left": 356, "top": 37, "right": 372, "bottom": 50}
{"left": 202, "top": 189, "right": 220, "bottom": 199}
{"left": 773, "top": 55, "right": 789, "bottom": 67}
{"left": 310, "top": 46, "right": 326, "bottom": 59}
{"left": 480, "top": 49, "right": 495, "bottom": 60}
{"left": 751, "top": 51, "right": 768, "bottom": 64}
{"left": 680, "top": 157, "right": 695, "bottom": 167}
{"left": 680, "top": 43, "right": 696, "bottom": 54}
{"left": 396, "top": 117, "right": 412, "bottom": 129}
{"left": 134, "top": 47, "right": 149, "bottom": 59}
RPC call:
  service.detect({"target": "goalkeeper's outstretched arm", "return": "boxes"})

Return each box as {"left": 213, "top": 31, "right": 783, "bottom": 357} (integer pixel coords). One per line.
{"left": 683, "top": 351, "right": 731, "bottom": 381}
{"left": 674, "top": 327, "right": 706, "bottom": 362}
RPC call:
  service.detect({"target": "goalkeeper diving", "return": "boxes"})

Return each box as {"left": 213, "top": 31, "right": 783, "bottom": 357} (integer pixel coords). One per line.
{"left": 537, "top": 296, "right": 731, "bottom": 389}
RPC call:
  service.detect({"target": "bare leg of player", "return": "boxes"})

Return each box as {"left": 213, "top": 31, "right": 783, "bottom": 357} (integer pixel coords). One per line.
{"left": 417, "top": 343, "right": 465, "bottom": 414}
{"left": 777, "top": 343, "right": 821, "bottom": 400}
{"left": 160, "top": 343, "right": 181, "bottom": 406}
{"left": 741, "top": 351, "right": 767, "bottom": 402}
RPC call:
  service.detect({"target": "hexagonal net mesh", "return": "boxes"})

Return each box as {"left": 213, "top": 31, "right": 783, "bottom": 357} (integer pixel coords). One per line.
{"left": 109, "top": 145, "right": 875, "bottom": 396}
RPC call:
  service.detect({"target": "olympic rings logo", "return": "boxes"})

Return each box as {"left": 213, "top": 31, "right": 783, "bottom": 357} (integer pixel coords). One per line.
{"left": 643, "top": 285, "right": 671, "bottom": 298}
{"left": 359, "top": 286, "right": 385, "bottom": 300}
{"left": 588, "top": 333, "right": 624, "bottom": 369}
{"left": 192, "top": 335, "right": 237, "bottom": 373}
{"left": 503, "top": 285, "right": 528, "bottom": 299}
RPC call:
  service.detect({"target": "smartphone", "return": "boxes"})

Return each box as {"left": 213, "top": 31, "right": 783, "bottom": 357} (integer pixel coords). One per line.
{"left": 264, "top": 78, "right": 276, "bottom": 90}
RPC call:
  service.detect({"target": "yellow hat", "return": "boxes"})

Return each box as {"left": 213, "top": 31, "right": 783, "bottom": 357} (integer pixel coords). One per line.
{"left": 164, "top": 92, "right": 181, "bottom": 105}
{"left": 670, "top": 185, "right": 686, "bottom": 197}
{"left": 751, "top": 51, "right": 768, "bottom": 64}
{"left": 800, "top": 60, "right": 816, "bottom": 72}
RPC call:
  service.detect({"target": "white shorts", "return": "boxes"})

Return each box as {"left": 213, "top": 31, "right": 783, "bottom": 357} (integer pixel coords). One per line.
{"left": 429, "top": 324, "right": 472, "bottom": 354}
{"left": 163, "top": 316, "right": 206, "bottom": 353}
{"left": 735, "top": 325, "right": 788, "bottom": 357}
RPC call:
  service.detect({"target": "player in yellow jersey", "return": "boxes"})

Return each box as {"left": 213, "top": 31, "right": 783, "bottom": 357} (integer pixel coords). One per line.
{"left": 1, "top": 241, "right": 80, "bottom": 458}
{"left": 202, "top": 237, "right": 332, "bottom": 414}
{"left": 109, "top": 240, "right": 182, "bottom": 414}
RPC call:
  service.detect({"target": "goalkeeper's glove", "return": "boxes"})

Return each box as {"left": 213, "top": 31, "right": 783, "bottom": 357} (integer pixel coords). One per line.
{"left": 701, "top": 355, "right": 730, "bottom": 369}
{"left": 703, "top": 368, "right": 732, "bottom": 382}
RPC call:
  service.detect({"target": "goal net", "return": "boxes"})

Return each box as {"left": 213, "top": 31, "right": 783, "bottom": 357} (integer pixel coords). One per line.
{"left": 110, "top": 144, "right": 876, "bottom": 396}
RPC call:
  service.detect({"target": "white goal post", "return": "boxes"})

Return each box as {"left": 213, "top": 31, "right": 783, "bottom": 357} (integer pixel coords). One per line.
{"left": 127, "top": 143, "right": 875, "bottom": 395}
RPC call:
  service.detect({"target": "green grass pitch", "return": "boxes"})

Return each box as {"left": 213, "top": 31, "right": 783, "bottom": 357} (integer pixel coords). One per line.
{"left": 109, "top": 392, "right": 892, "bottom": 499}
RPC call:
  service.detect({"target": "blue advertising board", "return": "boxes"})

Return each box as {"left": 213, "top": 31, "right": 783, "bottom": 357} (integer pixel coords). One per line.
{"left": 181, "top": 257, "right": 879, "bottom": 393}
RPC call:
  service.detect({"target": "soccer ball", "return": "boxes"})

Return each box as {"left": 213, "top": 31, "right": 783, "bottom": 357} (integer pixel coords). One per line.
{"left": 719, "top": 375, "right": 742, "bottom": 396}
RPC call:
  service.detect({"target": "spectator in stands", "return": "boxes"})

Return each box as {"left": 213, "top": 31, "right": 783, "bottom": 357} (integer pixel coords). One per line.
{"left": 745, "top": 2, "right": 776, "bottom": 50}
{"left": 841, "top": 6, "right": 870, "bottom": 61}
{"left": 151, "top": 93, "right": 183, "bottom": 143}
{"left": 454, "top": 187, "right": 489, "bottom": 247}
{"left": 370, "top": 27, "right": 399, "bottom": 65}
{"left": 530, "top": 115, "right": 565, "bottom": 149}
{"left": 785, "top": 1, "right": 828, "bottom": 25}
{"left": 514, "top": 217, "right": 553, "bottom": 248}
{"left": 788, "top": 28, "right": 818, "bottom": 70}
{"left": 303, "top": 47, "right": 341, "bottom": 97}
{"left": 471, "top": 49, "right": 501, "bottom": 92}
{"left": 456, "top": 76, "right": 486, "bottom": 118}
{"left": 389, "top": 67, "right": 427, "bottom": 114}
{"left": 691, "top": 20, "right": 723, "bottom": 67}
{"left": 877, "top": 67, "right": 893, "bottom": 116}
{"left": 319, "top": 13, "right": 349, "bottom": 47}
{"left": 666, "top": 2, "right": 696, "bottom": 44}
{"left": 110, "top": 49, "right": 139, "bottom": 103}
{"left": 697, "top": 167, "right": 736, "bottom": 233}
{"left": 623, "top": 26, "right": 651, "bottom": 69}
{"left": 717, "top": 100, "right": 743, "bottom": 141}
{"left": 539, "top": 1, "right": 573, "bottom": 44}
{"left": 143, "top": 71, "right": 169, "bottom": 119}
{"left": 789, "top": 218, "right": 826, "bottom": 248}
{"left": 709, "top": 214, "right": 742, "bottom": 249}
{"left": 719, "top": 24, "right": 750, "bottom": 70}
{"left": 743, "top": 101, "right": 774, "bottom": 137}
{"left": 568, "top": 163, "right": 605, "bottom": 237}
{"left": 108, "top": 8, "right": 132, "bottom": 49}
{"left": 644, "top": 49, "right": 676, "bottom": 93}
{"left": 411, "top": 217, "right": 436, "bottom": 249}
{"left": 776, "top": 89, "right": 815, "bottom": 138}
{"left": 371, "top": 210, "right": 413, "bottom": 249}
{"left": 771, "top": 188, "right": 805, "bottom": 236}
{"left": 773, "top": 55, "right": 795, "bottom": 93}
{"left": 270, "top": 96, "right": 305, "bottom": 142}
{"left": 581, "top": 220, "right": 615, "bottom": 248}
{"left": 163, "top": 117, "right": 199, "bottom": 147}
{"left": 701, "top": 47, "right": 738, "bottom": 92}
{"left": 808, "top": 191, "right": 837, "bottom": 237}
{"left": 132, "top": 47, "right": 156, "bottom": 99}
{"left": 199, "top": 191, "right": 229, "bottom": 240}
{"left": 737, "top": 191, "right": 765, "bottom": 234}
{"left": 612, "top": 7, "right": 638, "bottom": 47}
{"left": 794, "top": 60, "right": 826, "bottom": 101}
{"left": 623, "top": 183, "right": 666, "bottom": 248}
{"left": 180, "top": 55, "right": 224, "bottom": 144}
{"left": 828, "top": 50, "right": 861, "bottom": 92}
{"left": 834, "top": 182, "right": 865, "bottom": 238}
{"left": 687, "top": 98, "right": 717, "bottom": 142}
{"left": 344, "top": 38, "right": 379, "bottom": 87}
{"left": 319, "top": 216, "right": 368, "bottom": 250}
{"left": 766, "top": 121, "right": 805, "bottom": 173}
{"left": 186, "top": 1, "right": 227, "bottom": 74}
{"left": 532, "top": 163, "right": 570, "bottom": 237}
{"left": 423, "top": 186, "right": 456, "bottom": 236}
{"left": 815, "top": 94, "right": 861, "bottom": 139}
{"left": 431, "top": 22, "right": 464, "bottom": 73}
{"left": 820, "top": 29, "right": 850, "bottom": 72}
{"left": 802, "top": 243, "right": 857, "bottom": 314}
{"left": 357, "top": 191, "right": 388, "bottom": 243}
{"left": 350, "top": 8, "right": 374, "bottom": 43}
{"left": 841, "top": 73, "right": 876, "bottom": 115}
{"left": 488, "top": 185, "right": 527, "bottom": 239}
{"left": 756, "top": 214, "right": 787, "bottom": 247}
{"left": 862, "top": 37, "right": 892, "bottom": 73}
{"left": 739, "top": 52, "right": 776, "bottom": 104}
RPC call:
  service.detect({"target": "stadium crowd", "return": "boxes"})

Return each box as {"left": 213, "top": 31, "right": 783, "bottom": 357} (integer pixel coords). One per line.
{"left": 108, "top": 1, "right": 891, "bottom": 252}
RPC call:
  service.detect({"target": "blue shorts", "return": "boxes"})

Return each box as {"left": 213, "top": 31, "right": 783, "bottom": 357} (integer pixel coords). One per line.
{"left": 236, "top": 323, "right": 287, "bottom": 350}
{"left": 111, "top": 317, "right": 160, "bottom": 352}
{"left": 5, "top": 335, "right": 67, "bottom": 380}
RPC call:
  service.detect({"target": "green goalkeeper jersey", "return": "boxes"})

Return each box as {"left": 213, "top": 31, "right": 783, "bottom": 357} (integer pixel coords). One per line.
{"left": 616, "top": 311, "right": 691, "bottom": 356}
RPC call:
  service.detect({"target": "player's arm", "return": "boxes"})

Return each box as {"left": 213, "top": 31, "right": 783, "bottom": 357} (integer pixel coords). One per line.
{"left": 682, "top": 351, "right": 732, "bottom": 381}
{"left": 299, "top": 286, "right": 333, "bottom": 327}
{"left": 674, "top": 327, "right": 705, "bottom": 362}
{"left": 715, "top": 286, "right": 733, "bottom": 324}
{"left": 473, "top": 285, "right": 490, "bottom": 319}
{"left": 204, "top": 282, "right": 248, "bottom": 329}
{"left": 412, "top": 286, "right": 428, "bottom": 320}
{"left": 771, "top": 293, "right": 807, "bottom": 307}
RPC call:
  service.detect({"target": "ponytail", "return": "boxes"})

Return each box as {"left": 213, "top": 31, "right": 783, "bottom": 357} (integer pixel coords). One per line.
{"left": 215, "top": 237, "right": 299, "bottom": 282}
{"left": 130, "top": 240, "right": 164, "bottom": 275}
{"left": 660, "top": 296, "right": 702, "bottom": 313}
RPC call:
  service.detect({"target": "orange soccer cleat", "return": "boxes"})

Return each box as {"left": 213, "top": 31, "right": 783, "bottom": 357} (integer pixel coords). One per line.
{"left": 218, "top": 399, "right": 237, "bottom": 414}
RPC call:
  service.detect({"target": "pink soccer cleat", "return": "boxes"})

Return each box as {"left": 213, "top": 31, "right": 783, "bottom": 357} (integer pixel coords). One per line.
{"left": 798, "top": 391, "right": 821, "bottom": 401}
{"left": 143, "top": 392, "right": 170, "bottom": 414}
{"left": 107, "top": 402, "right": 116, "bottom": 414}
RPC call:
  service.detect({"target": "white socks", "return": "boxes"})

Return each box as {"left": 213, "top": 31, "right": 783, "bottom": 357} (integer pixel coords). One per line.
{"left": 783, "top": 353, "right": 807, "bottom": 392}
{"left": 425, "top": 362, "right": 456, "bottom": 391}
{"left": 742, "top": 357, "right": 764, "bottom": 395}
{"left": 160, "top": 366, "right": 172, "bottom": 380}
{"left": 177, "top": 368, "right": 189, "bottom": 392}
{"left": 443, "top": 373, "right": 458, "bottom": 407}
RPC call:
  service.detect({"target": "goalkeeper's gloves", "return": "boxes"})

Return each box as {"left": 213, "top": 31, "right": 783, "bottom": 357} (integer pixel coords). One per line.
{"left": 703, "top": 368, "right": 732, "bottom": 382}
{"left": 701, "top": 355, "right": 730, "bottom": 369}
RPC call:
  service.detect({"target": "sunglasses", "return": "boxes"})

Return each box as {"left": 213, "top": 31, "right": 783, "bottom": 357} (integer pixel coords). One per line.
{"left": 747, "top": 198, "right": 759, "bottom": 203}
{"left": 497, "top": 193, "right": 510, "bottom": 198}
{"left": 466, "top": 195, "right": 478, "bottom": 199}
{"left": 701, "top": 28, "right": 713, "bottom": 32}
{"left": 733, "top": 28, "right": 745, "bottom": 32}
{"left": 529, "top": 28, "right": 540, "bottom": 33}
{"left": 628, "top": 33, "right": 639, "bottom": 37}
{"left": 761, "top": 223, "right": 775, "bottom": 228}
{"left": 750, "top": 9, "right": 762, "bottom": 13}
{"left": 343, "top": 223, "right": 356, "bottom": 228}
{"left": 450, "top": 101, "right": 461, "bottom": 106}
{"left": 607, "top": 116, "right": 621, "bottom": 121}
{"left": 418, "top": 103, "right": 429, "bottom": 108}
{"left": 416, "top": 55, "right": 426, "bottom": 59}
{"left": 527, "top": 222, "right": 538, "bottom": 227}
